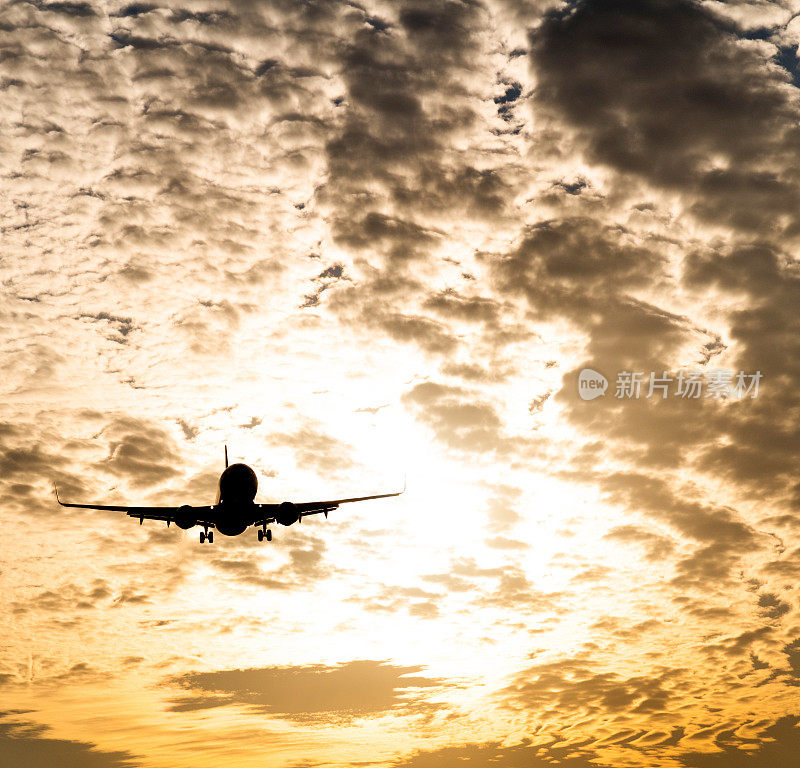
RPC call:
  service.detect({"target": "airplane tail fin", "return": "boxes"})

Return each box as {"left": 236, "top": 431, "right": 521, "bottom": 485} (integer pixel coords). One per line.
{"left": 224, "top": 445, "right": 228, "bottom": 468}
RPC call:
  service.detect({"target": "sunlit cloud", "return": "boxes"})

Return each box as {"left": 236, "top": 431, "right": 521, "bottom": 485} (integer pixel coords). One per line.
{"left": 3, "top": 0, "right": 800, "bottom": 765}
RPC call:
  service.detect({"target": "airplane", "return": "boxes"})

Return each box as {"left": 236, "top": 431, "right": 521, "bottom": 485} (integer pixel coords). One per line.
{"left": 54, "top": 446, "right": 403, "bottom": 543}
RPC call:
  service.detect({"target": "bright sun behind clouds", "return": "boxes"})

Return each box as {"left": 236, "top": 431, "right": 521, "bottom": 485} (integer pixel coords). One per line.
{"left": 3, "top": 0, "right": 800, "bottom": 766}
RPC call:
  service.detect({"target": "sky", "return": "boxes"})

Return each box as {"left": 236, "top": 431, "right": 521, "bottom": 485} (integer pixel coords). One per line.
{"left": 2, "top": 0, "right": 800, "bottom": 765}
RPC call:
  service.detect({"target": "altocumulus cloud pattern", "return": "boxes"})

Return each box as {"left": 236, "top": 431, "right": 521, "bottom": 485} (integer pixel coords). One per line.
{"left": 2, "top": 0, "right": 800, "bottom": 766}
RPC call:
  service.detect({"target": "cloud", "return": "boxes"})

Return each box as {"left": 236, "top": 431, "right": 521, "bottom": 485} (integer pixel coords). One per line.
{"left": 402, "top": 381, "right": 507, "bottom": 454}
{"left": 168, "top": 660, "right": 444, "bottom": 723}
{"left": 267, "top": 422, "right": 355, "bottom": 474}
{"left": 756, "top": 592, "right": 791, "bottom": 621}
{"left": 95, "top": 416, "right": 182, "bottom": 488}
{"left": 485, "top": 484, "right": 524, "bottom": 530}
{"left": 0, "top": 712, "right": 140, "bottom": 768}
{"left": 596, "top": 471, "right": 763, "bottom": 587}
{"left": 395, "top": 714, "right": 800, "bottom": 768}
{"left": 677, "top": 715, "right": 800, "bottom": 768}
{"left": 532, "top": 0, "right": 800, "bottom": 234}
{"left": 376, "top": 313, "right": 459, "bottom": 355}
{"left": 603, "top": 524, "right": 676, "bottom": 559}
{"left": 79, "top": 312, "right": 139, "bottom": 344}
{"left": 420, "top": 556, "right": 560, "bottom": 614}
{"left": 504, "top": 656, "right": 682, "bottom": 718}
{"left": 210, "top": 532, "right": 330, "bottom": 589}
{"left": 3, "top": 0, "right": 800, "bottom": 765}
{"left": 11, "top": 579, "right": 112, "bottom": 616}
{"left": 391, "top": 737, "right": 601, "bottom": 768}
{"left": 346, "top": 583, "right": 445, "bottom": 619}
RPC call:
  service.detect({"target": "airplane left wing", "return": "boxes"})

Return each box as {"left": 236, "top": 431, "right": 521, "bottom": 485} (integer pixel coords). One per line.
{"left": 254, "top": 486, "right": 404, "bottom": 524}
{"left": 54, "top": 486, "right": 216, "bottom": 527}
{"left": 293, "top": 489, "right": 404, "bottom": 514}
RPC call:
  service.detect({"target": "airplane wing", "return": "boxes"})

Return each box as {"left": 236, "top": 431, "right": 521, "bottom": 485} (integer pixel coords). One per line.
{"left": 293, "top": 489, "right": 404, "bottom": 515}
{"left": 254, "top": 486, "right": 404, "bottom": 524}
{"left": 54, "top": 486, "right": 216, "bottom": 527}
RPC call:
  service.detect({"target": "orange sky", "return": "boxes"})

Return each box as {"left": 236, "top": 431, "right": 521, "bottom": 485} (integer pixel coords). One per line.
{"left": 2, "top": 0, "right": 800, "bottom": 766}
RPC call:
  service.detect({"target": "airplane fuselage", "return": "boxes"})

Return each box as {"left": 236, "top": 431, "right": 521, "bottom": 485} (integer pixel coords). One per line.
{"left": 203, "top": 462, "right": 298, "bottom": 535}
{"left": 213, "top": 462, "right": 259, "bottom": 536}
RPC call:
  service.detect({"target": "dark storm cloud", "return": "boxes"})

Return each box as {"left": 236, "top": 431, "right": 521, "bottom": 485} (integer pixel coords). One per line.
{"left": 0, "top": 414, "right": 187, "bottom": 532}
{"left": 36, "top": 1, "right": 97, "bottom": 17}
{"left": 326, "top": 0, "right": 487, "bottom": 179}
{"left": 168, "top": 660, "right": 444, "bottom": 722}
{"left": 491, "top": 219, "right": 706, "bottom": 469}
{"left": 532, "top": 0, "right": 800, "bottom": 233}
{"left": 0, "top": 713, "right": 139, "bottom": 768}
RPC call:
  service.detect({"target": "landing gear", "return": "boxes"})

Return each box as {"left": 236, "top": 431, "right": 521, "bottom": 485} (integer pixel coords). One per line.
{"left": 200, "top": 529, "right": 214, "bottom": 543}
{"left": 200, "top": 531, "right": 205, "bottom": 543}
{"left": 258, "top": 528, "right": 272, "bottom": 542}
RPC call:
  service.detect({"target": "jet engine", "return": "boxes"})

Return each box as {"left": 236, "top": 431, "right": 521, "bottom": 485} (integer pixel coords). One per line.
{"left": 174, "top": 505, "right": 197, "bottom": 529}
{"left": 276, "top": 501, "right": 298, "bottom": 526}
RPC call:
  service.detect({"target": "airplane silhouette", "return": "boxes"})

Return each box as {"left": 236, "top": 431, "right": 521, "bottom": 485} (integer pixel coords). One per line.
{"left": 55, "top": 447, "right": 403, "bottom": 543}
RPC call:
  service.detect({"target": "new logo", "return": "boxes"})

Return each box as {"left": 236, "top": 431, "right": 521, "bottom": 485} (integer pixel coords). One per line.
{"left": 578, "top": 368, "right": 608, "bottom": 401}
